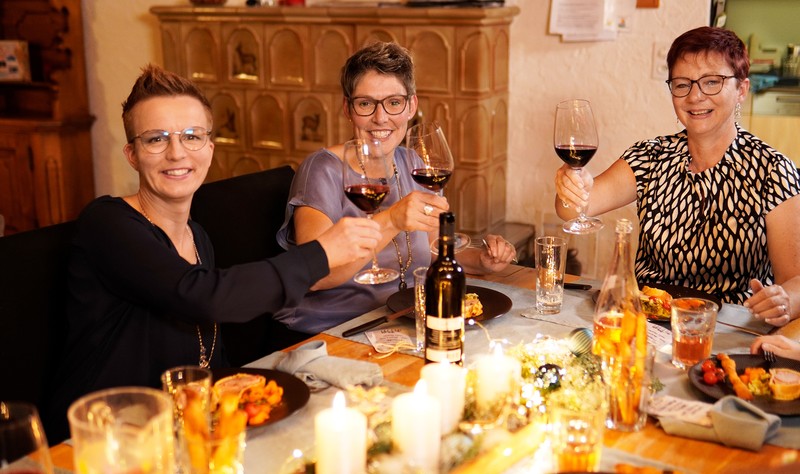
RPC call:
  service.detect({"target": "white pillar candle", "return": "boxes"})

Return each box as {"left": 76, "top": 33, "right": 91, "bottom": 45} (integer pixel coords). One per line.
{"left": 314, "top": 391, "right": 367, "bottom": 474}
{"left": 391, "top": 380, "right": 442, "bottom": 472}
{"left": 420, "top": 361, "right": 467, "bottom": 435}
{"left": 475, "top": 345, "right": 521, "bottom": 410}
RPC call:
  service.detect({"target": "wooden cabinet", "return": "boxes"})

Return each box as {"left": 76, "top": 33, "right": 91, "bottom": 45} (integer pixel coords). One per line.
{"left": 0, "top": 0, "right": 94, "bottom": 234}
{"left": 151, "top": 4, "right": 519, "bottom": 234}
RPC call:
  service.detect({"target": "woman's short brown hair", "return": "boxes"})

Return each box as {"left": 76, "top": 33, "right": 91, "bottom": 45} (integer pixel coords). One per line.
{"left": 121, "top": 64, "right": 212, "bottom": 142}
{"left": 667, "top": 26, "right": 749, "bottom": 81}
{"left": 340, "top": 42, "right": 416, "bottom": 101}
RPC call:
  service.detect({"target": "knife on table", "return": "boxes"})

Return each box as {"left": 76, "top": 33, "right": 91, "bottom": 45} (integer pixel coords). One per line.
{"left": 342, "top": 306, "right": 415, "bottom": 337}
{"left": 564, "top": 283, "right": 592, "bottom": 290}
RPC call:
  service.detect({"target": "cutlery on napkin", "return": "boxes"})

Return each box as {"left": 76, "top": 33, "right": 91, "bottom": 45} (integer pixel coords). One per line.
{"left": 247, "top": 341, "right": 383, "bottom": 391}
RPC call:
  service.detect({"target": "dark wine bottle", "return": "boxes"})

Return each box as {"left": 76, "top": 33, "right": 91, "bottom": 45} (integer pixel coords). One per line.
{"left": 424, "top": 211, "right": 465, "bottom": 365}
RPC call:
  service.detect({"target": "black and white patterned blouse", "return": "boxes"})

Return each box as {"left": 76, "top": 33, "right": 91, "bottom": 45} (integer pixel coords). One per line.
{"left": 622, "top": 126, "right": 800, "bottom": 304}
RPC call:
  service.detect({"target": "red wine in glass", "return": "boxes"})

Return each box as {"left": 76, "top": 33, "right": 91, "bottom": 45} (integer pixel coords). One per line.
{"left": 554, "top": 99, "right": 603, "bottom": 234}
{"left": 410, "top": 168, "right": 452, "bottom": 192}
{"left": 342, "top": 138, "right": 399, "bottom": 285}
{"left": 554, "top": 145, "right": 597, "bottom": 168}
{"left": 345, "top": 184, "right": 390, "bottom": 213}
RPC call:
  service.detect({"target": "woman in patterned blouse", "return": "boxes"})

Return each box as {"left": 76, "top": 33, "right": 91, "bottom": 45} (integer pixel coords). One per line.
{"left": 555, "top": 26, "right": 800, "bottom": 327}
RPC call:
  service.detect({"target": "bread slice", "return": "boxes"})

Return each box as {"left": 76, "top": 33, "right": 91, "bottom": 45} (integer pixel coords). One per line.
{"left": 769, "top": 368, "right": 800, "bottom": 401}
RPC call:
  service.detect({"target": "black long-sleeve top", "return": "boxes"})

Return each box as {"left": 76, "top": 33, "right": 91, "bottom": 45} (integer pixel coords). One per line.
{"left": 46, "top": 196, "right": 327, "bottom": 440}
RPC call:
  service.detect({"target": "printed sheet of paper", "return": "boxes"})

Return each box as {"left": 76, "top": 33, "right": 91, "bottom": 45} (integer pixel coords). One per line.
{"left": 366, "top": 328, "right": 415, "bottom": 354}
{"left": 647, "top": 395, "right": 713, "bottom": 427}
{"left": 549, "top": 0, "right": 636, "bottom": 41}
{"left": 549, "top": 0, "right": 616, "bottom": 41}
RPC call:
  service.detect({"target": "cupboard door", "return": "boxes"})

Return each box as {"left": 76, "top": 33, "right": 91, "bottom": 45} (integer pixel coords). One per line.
{"left": 0, "top": 132, "right": 36, "bottom": 233}
{"left": 749, "top": 115, "right": 800, "bottom": 167}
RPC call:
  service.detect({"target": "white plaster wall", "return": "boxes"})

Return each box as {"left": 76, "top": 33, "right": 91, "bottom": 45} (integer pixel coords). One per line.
{"left": 82, "top": 0, "right": 184, "bottom": 197}
{"left": 82, "top": 0, "right": 708, "bottom": 276}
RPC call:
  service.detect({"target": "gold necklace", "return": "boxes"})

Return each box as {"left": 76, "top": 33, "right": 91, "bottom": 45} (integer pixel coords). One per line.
{"left": 137, "top": 194, "right": 218, "bottom": 368}
{"left": 389, "top": 161, "right": 413, "bottom": 290}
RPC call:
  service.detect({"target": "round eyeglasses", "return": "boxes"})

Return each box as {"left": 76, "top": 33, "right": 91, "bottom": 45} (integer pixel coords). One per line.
{"left": 665, "top": 75, "right": 735, "bottom": 98}
{"left": 349, "top": 95, "right": 409, "bottom": 117}
{"left": 130, "top": 127, "right": 212, "bottom": 153}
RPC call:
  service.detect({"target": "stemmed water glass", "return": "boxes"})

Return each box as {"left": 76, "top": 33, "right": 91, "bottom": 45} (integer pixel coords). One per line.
{"left": 0, "top": 401, "right": 54, "bottom": 474}
{"left": 405, "top": 122, "right": 471, "bottom": 253}
{"left": 555, "top": 99, "right": 603, "bottom": 234}
{"left": 343, "top": 138, "right": 400, "bottom": 285}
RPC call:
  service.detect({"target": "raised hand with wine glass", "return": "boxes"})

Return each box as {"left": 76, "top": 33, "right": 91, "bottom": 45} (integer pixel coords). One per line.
{"left": 405, "top": 121, "right": 472, "bottom": 253}
{"left": 342, "top": 138, "right": 401, "bottom": 285}
{"left": 553, "top": 99, "right": 603, "bottom": 234}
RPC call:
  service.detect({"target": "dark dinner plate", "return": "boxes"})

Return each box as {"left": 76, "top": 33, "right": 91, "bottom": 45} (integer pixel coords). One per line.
{"left": 688, "top": 354, "right": 800, "bottom": 416}
{"left": 639, "top": 283, "right": 723, "bottom": 322}
{"left": 212, "top": 367, "right": 310, "bottom": 435}
{"left": 386, "top": 285, "right": 512, "bottom": 323}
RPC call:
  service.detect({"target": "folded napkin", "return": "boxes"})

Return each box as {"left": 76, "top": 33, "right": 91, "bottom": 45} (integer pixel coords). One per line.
{"left": 657, "top": 395, "right": 781, "bottom": 451}
{"left": 247, "top": 341, "right": 383, "bottom": 391}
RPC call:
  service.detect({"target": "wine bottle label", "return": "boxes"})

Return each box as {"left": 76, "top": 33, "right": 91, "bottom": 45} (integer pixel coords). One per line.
{"left": 425, "top": 315, "right": 464, "bottom": 331}
{"left": 425, "top": 346, "right": 463, "bottom": 364}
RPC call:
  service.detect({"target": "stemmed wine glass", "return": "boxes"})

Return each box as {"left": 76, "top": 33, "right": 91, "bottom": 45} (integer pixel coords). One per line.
{"left": 405, "top": 122, "right": 471, "bottom": 253}
{"left": 554, "top": 99, "right": 603, "bottom": 234}
{"left": 343, "top": 138, "right": 400, "bottom": 285}
{"left": 0, "top": 401, "right": 54, "bottom": 474}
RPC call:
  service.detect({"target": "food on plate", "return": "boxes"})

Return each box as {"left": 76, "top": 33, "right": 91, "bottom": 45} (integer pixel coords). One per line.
{"left": 213, "top": 372, "right": 284, "bottom": 426}
{"left": 639, "top": 285, "right": 672, "bottom": 320}
{"left": 465, "top": 292, "right": 483, "bottom": 318}
{"left": 716, "top": 353, "right": 754, "bottom": 400}
{"left": 699, "top": 358, "right": 726, "bottom": 386}
{"left": 214, "top": 372, "right": 266, "bottom": 397}
{"left": 672, "top": 298, "right": 707, "bottom": 310}
{"left": 741, "top": 367, "right": 771, "bottom": 396}
{"left": 769, "top": 368, "right": 800, "bottom": 401}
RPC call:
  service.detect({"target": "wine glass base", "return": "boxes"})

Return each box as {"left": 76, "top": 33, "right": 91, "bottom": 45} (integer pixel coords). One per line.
{"left": 430, "top": 232, "right": 471, "bottom": 255}
{"left": 354, "top": 268, "right": 400, "bottom": 285}
{"left": 562, "top": 216, "right": 604, "bottom": 234}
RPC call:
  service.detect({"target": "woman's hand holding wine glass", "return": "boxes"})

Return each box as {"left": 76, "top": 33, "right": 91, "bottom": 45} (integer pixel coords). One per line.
{"left": 405, "top": 122, "right": 471, "bottom": 253}
{"left": 342, "top": 138, "right": 400, "bottom": 285}
{"left": 554, "top": 99, "right": 603, "bottom": 234}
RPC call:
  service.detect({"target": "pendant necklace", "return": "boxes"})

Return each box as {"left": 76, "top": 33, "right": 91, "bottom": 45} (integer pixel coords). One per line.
{"left": 137, "top": 194, "right": 218, "bottom": 368}
{"left": 389, "top": 161, "right": 413, "bottom": 290}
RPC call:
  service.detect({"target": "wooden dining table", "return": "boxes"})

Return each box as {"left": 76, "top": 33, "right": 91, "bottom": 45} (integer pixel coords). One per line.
{"left": 50, "top": 264, "right": 800, "bottom": 473}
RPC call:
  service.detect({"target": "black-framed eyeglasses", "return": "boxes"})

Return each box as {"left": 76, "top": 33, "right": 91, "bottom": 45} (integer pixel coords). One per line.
{"left": 130, "top": 127, "right": 212, "bottom": 153}
{"left": 665, "top": 75, "right": 735, "bottom": 98}
{"left": 349, "top": 95, "right": 409, "bottom": 117}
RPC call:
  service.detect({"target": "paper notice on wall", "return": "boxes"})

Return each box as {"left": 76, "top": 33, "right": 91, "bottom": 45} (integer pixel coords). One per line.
{"left": 549, "top": 0, "right": 636, "bottom": 42}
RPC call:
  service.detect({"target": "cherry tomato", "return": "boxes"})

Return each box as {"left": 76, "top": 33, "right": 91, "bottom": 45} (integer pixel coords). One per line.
{"left": 701, "top": 359, "right": 716, "bottom": 373}
{"left": 703, "top": 371, "right": 719, "bottom": 385}
{"left": 715, "top": 368, "right": 726, "bottom": 382}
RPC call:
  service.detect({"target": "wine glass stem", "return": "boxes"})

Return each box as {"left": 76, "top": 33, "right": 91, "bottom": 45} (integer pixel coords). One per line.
{"left": 366, "top": 214, "right": 380, "bottom": 273}
{"left": 572, "top": 167, "right": 588, "bottom": 222}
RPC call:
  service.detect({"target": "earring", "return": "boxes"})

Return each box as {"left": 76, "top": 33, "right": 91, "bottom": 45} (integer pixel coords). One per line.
{"left": 735, "top": 102, "right": 742, "bottom": 122}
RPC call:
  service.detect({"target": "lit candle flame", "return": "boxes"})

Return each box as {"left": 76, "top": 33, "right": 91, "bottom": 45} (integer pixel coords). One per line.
{"left": 332, "top": 391, "right": 346, "bottom": 410}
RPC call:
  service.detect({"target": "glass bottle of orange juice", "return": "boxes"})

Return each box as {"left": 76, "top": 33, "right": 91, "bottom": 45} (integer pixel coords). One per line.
{"left": 593, "top": 219, "right": 649, "bottom": 431}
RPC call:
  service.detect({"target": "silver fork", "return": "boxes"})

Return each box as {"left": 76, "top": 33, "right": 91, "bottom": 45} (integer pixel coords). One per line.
{"left": 763, "top": 350, "right": 777, "bottom": 363}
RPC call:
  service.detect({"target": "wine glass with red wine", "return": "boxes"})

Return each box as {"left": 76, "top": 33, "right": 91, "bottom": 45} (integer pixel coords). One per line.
{"left": 555, "top": 99, "right": 603, "bottom": 234}
{"left": 405, "top": 122, "right": 471, "bottom": 253}
{"left": 342, "top": 138, "right": 400, "bottom": 285}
